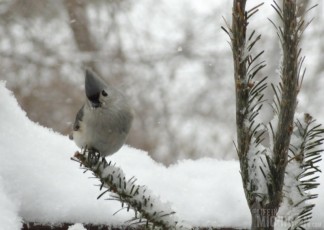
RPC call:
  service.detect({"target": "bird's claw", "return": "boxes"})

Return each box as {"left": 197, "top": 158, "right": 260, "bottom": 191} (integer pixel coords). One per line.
{"left": 87, "top": 149, "right": 101, "bottom": 165}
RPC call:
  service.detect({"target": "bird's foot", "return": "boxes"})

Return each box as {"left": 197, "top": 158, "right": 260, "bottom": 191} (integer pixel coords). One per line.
{"left": 87, "top": 149, "right": 101, "bottom": 165}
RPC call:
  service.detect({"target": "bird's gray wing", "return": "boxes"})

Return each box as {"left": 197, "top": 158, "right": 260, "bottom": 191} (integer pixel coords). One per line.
{"left": 73, "top": 105, "right": 84, "bottom": 131}
{"left": 119, "top": 109, "right": 133, "bottom": 134}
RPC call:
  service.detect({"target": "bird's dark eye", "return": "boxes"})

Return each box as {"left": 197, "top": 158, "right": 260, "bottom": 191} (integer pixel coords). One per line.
{"left": 101, "top": 90, "right": 108, "bottom": 97}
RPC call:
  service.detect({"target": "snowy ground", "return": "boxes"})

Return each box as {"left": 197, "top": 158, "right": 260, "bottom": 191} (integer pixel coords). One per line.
{"left": 0, "top": 81, "right": 323, "bottom": 229}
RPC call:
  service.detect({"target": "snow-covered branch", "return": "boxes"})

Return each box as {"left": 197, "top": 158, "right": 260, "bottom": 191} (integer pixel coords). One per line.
{"left": 72, "top": 149, "right": 187, "bottom": 229}
{"left": 226, "top": 1, "right": 323, "bottom": 230}
{"left": 271, "top": 0, "right": 301, "bottom": 204}
{"left": 223, "top": 0, "right": 270, "bottom": 218}
{"left": 276, "top": 113, "right": 323, "bottom": 229}
{"left": 222, "top": 0, "right": 267, "bottom": 209}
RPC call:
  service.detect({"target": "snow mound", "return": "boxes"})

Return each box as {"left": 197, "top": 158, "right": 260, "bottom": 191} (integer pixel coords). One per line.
{"left": 68, "top": 223, "right": 86, "bottom": 230}
{"left": 0, "top": 81, "right": 323, "bottom": 229}
{"left": 0, "top": 177, "right": 22, "bottom": 230}
{"left": 0, "top": 81, "right": 132, "bottom": 226}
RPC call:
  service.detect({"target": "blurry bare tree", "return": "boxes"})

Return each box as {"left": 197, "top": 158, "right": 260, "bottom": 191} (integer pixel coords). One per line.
{"left": 0, "top": 0, "right": 83, "bottom": 135}
{"left": 64, "top": 0, "right": 98, "bottom": 72}
{"left": 0, "top": 0, "right": 322, "bottom": 164}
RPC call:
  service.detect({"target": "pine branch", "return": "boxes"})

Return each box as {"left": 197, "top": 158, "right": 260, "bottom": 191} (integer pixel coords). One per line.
{"left": 270, "top": 0, "right": 317, "bottom": 210}
{"left": 226, "top": 1, "right": 321, "bottom": 230}
{"left": 267, "top": 2, "right": 322, "bottom": 229}
{"left": 224, "top": 2, "right": 275, "bottom": 229}
{"left": 277, "top": 113, "right": 323, "bottom": 229}
{"left": 224, "top": 0, "right": 268, "bottom": 205}
{"left": 72, "top": 150, "right": 187, "bottom": 230}
{"left": 225, "top": 3, "right": 263, "bottom": 157}
{"left": 272, "top": 0, "right": 299, "bottom": 170}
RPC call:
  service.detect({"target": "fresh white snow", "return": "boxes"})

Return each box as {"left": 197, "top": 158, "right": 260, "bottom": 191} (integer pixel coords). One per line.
{"left": 68, "top": 223, "right": 86, "bottom": 230}
{"left": 0, "top": 177, "right": 22, "bottom": 230}
{"left": 0, "top": 81, "right": 323, "bottom": 229}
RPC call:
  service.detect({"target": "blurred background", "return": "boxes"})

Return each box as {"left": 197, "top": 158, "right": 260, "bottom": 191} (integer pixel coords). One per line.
{"left": 0, "top": 0, "right": 323, "bottom": 164}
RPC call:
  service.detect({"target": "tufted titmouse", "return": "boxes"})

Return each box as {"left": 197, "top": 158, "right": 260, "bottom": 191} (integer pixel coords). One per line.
{"left": 70, "top": 69, "right": 133, "bottom": 157}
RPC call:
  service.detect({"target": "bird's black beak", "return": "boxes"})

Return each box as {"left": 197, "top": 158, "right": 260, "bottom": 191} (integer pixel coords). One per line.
{"left": 85, "top": 69, "right": 105, "bottom": 108}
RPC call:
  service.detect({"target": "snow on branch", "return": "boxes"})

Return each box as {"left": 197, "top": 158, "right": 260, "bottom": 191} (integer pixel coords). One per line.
{"left": 276, "top": 113, "right": 323, "bottom": 229}
{"left": 225, "top": 1, "right": 323, "bottom": 229}
{"left": 222, "top": 0, "right": 268, "bottom": 213}
{"left": 268, "top": 0, "right": 320, "bottom": 216}
{"left": 270, "top": 0, "right": 303, "bottom": 195}
{"left": 72, "top": 149, "right": 188, "bottom": 229}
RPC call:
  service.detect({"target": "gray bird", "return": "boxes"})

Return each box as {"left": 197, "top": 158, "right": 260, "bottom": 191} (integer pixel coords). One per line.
{"left": 70, "top": 69, "right": 133, "bottom": 157}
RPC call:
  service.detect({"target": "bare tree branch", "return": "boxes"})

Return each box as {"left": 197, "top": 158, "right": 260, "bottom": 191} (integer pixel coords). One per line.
{"left": 64, "top": 0, "right": 99, "bottom": 72}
